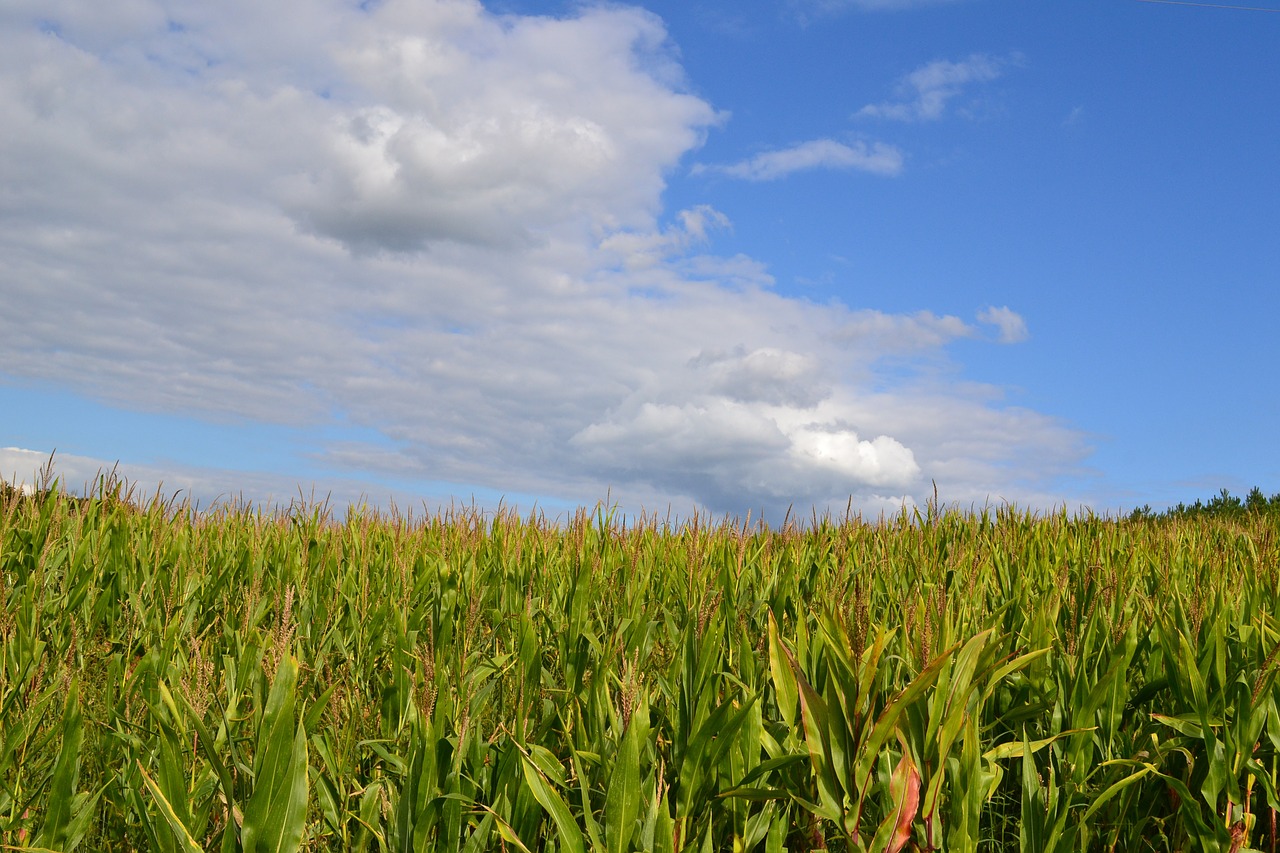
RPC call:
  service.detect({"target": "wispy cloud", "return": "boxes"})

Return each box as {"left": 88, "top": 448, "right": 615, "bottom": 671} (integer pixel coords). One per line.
{"left": 978, "top": 306, "right": 1030, "bottom": 344}
{"left": 696, "top": 139, "right": 903, "bottom": 181}
{"left": 858, "top": 53, "right": 1012, "bottom": 122}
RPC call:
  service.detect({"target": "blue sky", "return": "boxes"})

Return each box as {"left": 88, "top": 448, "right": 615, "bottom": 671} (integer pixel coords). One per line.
{"left": 2, "top": 0, "right": 1277, "bottom": 519}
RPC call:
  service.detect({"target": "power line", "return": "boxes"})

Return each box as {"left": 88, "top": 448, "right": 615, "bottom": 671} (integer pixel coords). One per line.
{"left": 1136, "top": 0, "right": 1280, "bottom": 11}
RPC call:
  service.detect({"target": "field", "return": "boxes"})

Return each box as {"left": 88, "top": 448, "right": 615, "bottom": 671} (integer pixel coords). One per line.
{"left": 2, "top": 478, "right": 1280, "bottom": 852}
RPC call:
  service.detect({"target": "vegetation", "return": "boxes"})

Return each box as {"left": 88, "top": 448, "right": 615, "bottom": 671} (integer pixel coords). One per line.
{"left": 2, "top": 476, "right": 1280, "bottom": 851}
{"left": 1128, "top": 487, "right": 1280, "bottom": 523}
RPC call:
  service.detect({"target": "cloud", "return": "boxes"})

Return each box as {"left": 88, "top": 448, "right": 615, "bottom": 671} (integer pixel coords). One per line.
{"left": 0, "top": 0, "right": 1088, "bottom": 520}
{"left": 696, "top": 138, "right": 903, "bottom": 180}
{"left": 834, "top": 310, "right": 977, "bottom": 352}
{"left": 0, "top": 446, "right": 277, "bottom": 506}
{"left": 978, "top": 306, "right": 1030, "bottom": 344}
{"left": 282, "top": 4, "right": 718, "bottom": 253}
{"left": 0, "top": 445, "right": 486, "bottom": 513}
{"left": 598, "top": 205, "right": 731, "bottom": 269}
{"left": 693, "top": 347, "right": 829, "bottom": 408}
{"left": 569, "top": 398, "right": 922, "bottom": 512}
{"left": 858, "top": 54, "right": 1010, "bottom": 122}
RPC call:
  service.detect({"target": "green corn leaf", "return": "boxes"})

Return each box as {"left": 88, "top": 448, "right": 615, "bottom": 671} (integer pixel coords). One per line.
{"left": 301, "top": 682, "right": 337, "bottom": 733}
{"left": 152, "top": 716, "right": 194, "bottom": 841}
{"left": 1081, "top": 764, "right": 1153, "bottom": 823}
{"left": 157, "top": 680, "right": 183, "bottom": 728}
{"left": 765, "top": 809, "right": 788, "bottom": 853}
{"left": 62, "top": 786, "right": 109, "bottom": 853}
{"left": 853, "top": 635, "right": 965, "bottom": 804}
{"left": 521, "top": 750, "right": 587, "bottom": 853}
{"left": 242, "top": 656, "right": 309, "bottom": 853}
{"left": 921, "top": 631, "right": 995, "bottom": 824}
{"left": 604, "top": 710, "right": 642, "bottom": 853}
{"left": 353, "top": 780, "right": 385, "bottom": 852}
{"left": 740, "top": 802, "right": 776, "bottom": 850}
{"left": 1200, "top": 736, "right": 1229, "bottom": 817}
{"left": 676, "top": 694, "right": 760, "bottom": 819}
{"left": 460, "top": 811, "right": 498, "bottom": 853}
{"left": 720, "top": 754, "right": 808, "bottom": 793}
{"left": 32, "top": 681, "right": 83, "bottom": 852}
{"left": 644, "top": 771, "right": 676, "bottom": 853}
{"left": 779, "top": 642, "right": 844, "bottom": 823}
{"left": 1151, "top": 713, "right": 1208, "bottom": 738}
{"left": 572, "top": 750, "right": 606, "bottom": 853}
{"left": 856, "top": 629, "right": 891, "bottom": 719}
{"left": 980, "top": 647, "right": 1052, "bottom": 704}
{"left": 767, "top": 612, "right": 798, "bottom": 728}
{"left": 176, "top": 690, "right": 240, "bottom": 842}
{"left": 1178, "top": 633, "right": 1211, "bottom": 724}
{"left": 717, "top": 786, "right": 790, "bottom": 802}
{"left": 1019, "top": 732, "right": 1046, "bottom": 853}
{"left": 471, "top": 801, "right": 535, "bottom": 853}
{"left": 983, "top": 728, "right": 1096, "bottom": 762}
{"left": 137, "top": 761, "right": 206, "bottom": 853}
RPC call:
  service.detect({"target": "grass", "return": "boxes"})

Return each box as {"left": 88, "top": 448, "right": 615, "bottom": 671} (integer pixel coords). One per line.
{"left": 2, "top": 475, "right": 1279, "bottom": 851}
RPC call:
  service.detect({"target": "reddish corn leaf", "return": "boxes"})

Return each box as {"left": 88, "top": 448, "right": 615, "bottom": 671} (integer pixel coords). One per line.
{"left": 888, "top": 752, "right": 922, "bottom": 853}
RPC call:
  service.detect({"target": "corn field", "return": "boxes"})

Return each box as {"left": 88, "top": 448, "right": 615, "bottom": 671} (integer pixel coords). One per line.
{"left": 3, "top": 478, "right": 1280, "bottom": 852}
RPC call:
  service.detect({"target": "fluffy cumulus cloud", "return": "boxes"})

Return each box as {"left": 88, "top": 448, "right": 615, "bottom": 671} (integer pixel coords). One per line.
{"left": 0, "top": 0, "right": 1087, "bottom": 519}
{"left": 284, "top": 3, "right": 715, "bottom": 252}
{"left": 858, "top": 53, "right": 1011, "bottom": 122}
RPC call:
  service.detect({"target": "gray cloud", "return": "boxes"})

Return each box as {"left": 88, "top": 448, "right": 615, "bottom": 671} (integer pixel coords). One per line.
{"left": 694, "top": 347, "right": 830, "bottom": 408}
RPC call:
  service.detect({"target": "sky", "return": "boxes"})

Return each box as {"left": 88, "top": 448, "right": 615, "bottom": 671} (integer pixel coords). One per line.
{"left": 2, "top": 0, "right": 1277, "bottom": 521}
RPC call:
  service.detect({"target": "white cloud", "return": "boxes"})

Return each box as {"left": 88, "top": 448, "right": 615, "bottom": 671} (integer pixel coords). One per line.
{"left": 568, "top": 396, "right": 923, "bottom": 512}
{"left": 978, "top": 306, "right": 1030, "bottom": 344}
{"left": 0, "top": 1, "right": 1088, "bottom": 520}
{"left": 598, "top": 205, "right": 731, "bottom": 269}
{"left": 0, "top": 448, "right": 54, "bottom": 493}
{"left": 0, "top": 446, "right": 256, "bottom": 505}
{"left": 697, "top": 138, "right": 903, "bottom": 180}
{"left": 0, "top": 445, "right": 486, "bottom": 513}
{"left": 834, "top": 310, "right": 977, "bottom": 352}
{"left": 858, "top": 54, "right": 1010, "bottom": 122}
{"left": 283, "top": 3, "right": 718, "bottom": 252}
{"left": 787, "top": 428, "right": 919, "bottom": 488}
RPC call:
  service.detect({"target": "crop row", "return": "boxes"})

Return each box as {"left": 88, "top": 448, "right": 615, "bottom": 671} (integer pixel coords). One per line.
{"left": 2, "top": 480, "right": 1279, "bottom": 851}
